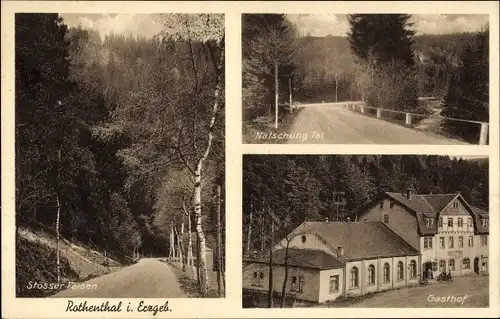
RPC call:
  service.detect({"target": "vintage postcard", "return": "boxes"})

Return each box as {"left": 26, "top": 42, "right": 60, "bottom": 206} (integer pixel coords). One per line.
{"left": 1, "top": 1, "right": 499, "bottom": 319}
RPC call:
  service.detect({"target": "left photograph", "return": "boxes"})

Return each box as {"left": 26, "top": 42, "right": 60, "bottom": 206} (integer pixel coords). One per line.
{"left": 15, "top": 13, "right": 225, "bottom": 298}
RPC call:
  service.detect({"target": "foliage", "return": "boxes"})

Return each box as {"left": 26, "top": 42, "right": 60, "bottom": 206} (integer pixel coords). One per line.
{"left": 242, "top": 14, "right": 298, "bottom": 120}
{"left": 15, "top": 13, "right": 225, "bottom": 273}
{"left": 441, "top": 27, "right": 489, "bottom": 142}
{"left": 243, "top": 155, "right": 489, "bottom": 251}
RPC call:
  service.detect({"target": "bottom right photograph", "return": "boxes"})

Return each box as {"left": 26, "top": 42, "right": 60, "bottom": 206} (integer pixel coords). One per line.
{"left": 241, "top": 154, "right": 489, "bottom": 308}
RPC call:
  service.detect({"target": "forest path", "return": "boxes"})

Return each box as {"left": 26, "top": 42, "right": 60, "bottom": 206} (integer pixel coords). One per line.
{"left": 52, "top": 258, "right": 186, "bottom": 298}
{"left": 286, "top": 103, "right": 468, "bottom": 144}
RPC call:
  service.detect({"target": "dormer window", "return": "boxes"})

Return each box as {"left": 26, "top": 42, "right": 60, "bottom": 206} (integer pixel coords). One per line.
{"left": 425, "top": 217, "right": 434, "bottom": 228}
{"left": 481, "top": 217, "right": 489, "bottom": 227}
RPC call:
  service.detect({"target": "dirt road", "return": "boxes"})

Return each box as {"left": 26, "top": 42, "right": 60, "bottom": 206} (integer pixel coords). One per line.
{"left": 285, "top": 104, "right": 468, "bottom": 144}
{"left": 52, "top": 259, "right": 186, "bottom": 298}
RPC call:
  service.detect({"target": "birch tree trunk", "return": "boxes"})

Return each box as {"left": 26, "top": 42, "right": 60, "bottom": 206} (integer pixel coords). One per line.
{"left": 192, "top": 44, "right": 224, "bottom": 295}
{"left": 274, "top": 60, "right": 279, "bottom": 129}
{"left": 175, "top": 226, "right": 183, "bottom": 269}
{"left": 246, "top": 196, "right": 253, "bottom": 255}
{"left": 280, "top": 239, "right": 291, "bottom": 308}
{"left": 183, "top": 201, "right": 196, "bottom": 276}
{"left": 193, "top": 163, "right": 209, "bottom": 294}
{"left": 56, "top": 147, "right": 62, "bottom": 285}
{"left": 180, "top": 221, "right": 185, "bottom": 271}
{"left": 56, "top": 195, "right": 61, "bottom": 285}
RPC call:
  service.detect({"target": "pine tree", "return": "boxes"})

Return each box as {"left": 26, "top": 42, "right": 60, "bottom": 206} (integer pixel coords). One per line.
{"left": 441, "top": 27, "right": 489, "bottom": 142}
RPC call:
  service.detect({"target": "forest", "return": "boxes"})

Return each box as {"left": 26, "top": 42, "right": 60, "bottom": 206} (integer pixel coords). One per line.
{"left": 242, "top": 155, "right": 489, "bottom": 255}
{"left": 15, "top": 13, "right": 225, "bottom": 295}
{"left": 242, "top": 14, "right": 489, "bottom": 142}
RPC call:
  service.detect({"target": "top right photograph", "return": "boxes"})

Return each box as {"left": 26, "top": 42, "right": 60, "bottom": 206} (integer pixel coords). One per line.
{"left": 242, "top": 14, "right": 490, "bottom": 145}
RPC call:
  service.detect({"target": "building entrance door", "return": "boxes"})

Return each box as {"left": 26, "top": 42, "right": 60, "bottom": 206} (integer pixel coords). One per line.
{"left": 474, "top": 257, "right": 480, "bottom": 274}
{"left": 423, "top": 262, "right": 433, "bottom": 280}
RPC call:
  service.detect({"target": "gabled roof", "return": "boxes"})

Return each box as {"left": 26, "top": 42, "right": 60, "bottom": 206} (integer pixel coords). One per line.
{"left": 471, "top": 206, "right": 489, "bottom": 234}
{"left": 244, "top": 248, "right": 344, "bottom": 270}
{"left": 383, "top": 192, "right": 490, "bottom": 236}
{"left": 385, "top": 192, "right": 459, "bottom": 214}
{"left": 300, "top": 221, "right": 420, "bottom": 261}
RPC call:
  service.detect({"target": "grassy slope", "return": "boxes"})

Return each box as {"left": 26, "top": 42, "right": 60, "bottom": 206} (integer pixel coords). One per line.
{"left": 16, "top": 228, "right": 123, "bottom": 297}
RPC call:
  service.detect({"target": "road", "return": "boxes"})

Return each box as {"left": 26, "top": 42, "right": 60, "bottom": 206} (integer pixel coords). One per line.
{"left": 326, "top": 276, "right": 489, "bottom": 308}
{"left": 52, "top": 259, "right": 187, "bottom": 298}
{"left": 286, "top": 103, "right": 468, "bottom": 144}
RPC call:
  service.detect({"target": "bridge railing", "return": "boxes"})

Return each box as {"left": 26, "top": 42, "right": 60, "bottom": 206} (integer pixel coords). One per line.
{"left": 344, "top": 102, "right": 489, "bottom": 145}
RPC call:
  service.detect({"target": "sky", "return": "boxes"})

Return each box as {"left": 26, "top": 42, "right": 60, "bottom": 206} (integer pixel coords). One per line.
{"left": 60, "top": 13, "right": 163, "bottom": 39}
{"left": 286, "top": 14, "right": 489, "bottom": 37}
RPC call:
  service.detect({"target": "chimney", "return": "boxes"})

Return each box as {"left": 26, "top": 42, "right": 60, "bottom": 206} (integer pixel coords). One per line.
{"left": 337, "top": 246, "right": 344, "bottom": 258}
{"left": 405, "top": 186, "right": 415, "bottom": 200}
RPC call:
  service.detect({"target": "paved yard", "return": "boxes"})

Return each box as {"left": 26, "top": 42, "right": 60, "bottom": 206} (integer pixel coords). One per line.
{"left": 321, "top": 276, "right": 489, "bottom": 308}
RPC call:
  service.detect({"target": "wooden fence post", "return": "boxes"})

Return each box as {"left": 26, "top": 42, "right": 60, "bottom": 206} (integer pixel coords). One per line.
{"left": 360, "top": 105, "right": 364, "bottom": 114}
{"left": 479, "top": 123, "right": 489, "bottom": 145}
{"left": 376, "top": 109, "right": 381, "bottom": 119}
{"left": 405, "top": 113, "right": 412, "bottom": 126}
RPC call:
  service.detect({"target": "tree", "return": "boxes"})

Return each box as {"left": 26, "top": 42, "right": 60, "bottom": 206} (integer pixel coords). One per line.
{"left": 242, "top": 14, "right": 298, "bottom": 122}
{"left": 441, "top": 26, "right": 489, "bottom": 142}
{"left": 347, "top": 14, "right": 418, "bottom": 111}
{"left": 347, "top": 14, "right": 415, "bottom": 67}
{"left": 95, "top": 14, "right": 225, "bottom": 294}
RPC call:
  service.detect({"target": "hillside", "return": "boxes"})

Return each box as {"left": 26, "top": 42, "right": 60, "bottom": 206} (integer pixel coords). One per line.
{"left": 294, "top": 32, "right": 482, "bottom": 100}
{"left": 16, "top": 226, "right": 123, "bottom": 297}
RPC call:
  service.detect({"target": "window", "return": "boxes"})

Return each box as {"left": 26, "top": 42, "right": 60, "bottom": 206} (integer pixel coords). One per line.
{"left": 397, "top": 261, "right": 404, "bottom": 281}
{"left": 350, "top": 267, "right": 359, "bottom": 288}
{"left": 449, "top": 259, "right": 455, "bottom": 271}
{"left": 329, "top": 275, "right": 339, "bottom": 293}
{"left": 291, "top": 276, "right": 297, "bottom": 290}
{"left": 458, "top": 218, "right": 463, "bottom": 227}
{"left": 409, "top": 260, "right": 417, "bottom": 279}
{"left": 458, "top": 236, "right": 464, "bottom": 248}
{"left": 467, "top": 217, "right": 472, "bottom": 227}
{"left": 439, "top": 237, "right": 445, "bottom": 249}
{"left": 481, "top": 217, "right": 489, "bottom": 227}
{"left": 439, "top": 217, "right": 443, "bottom": 227}
{"left": 380, "top": 202, "right": 384, "bottom": 209}
{"left": 453, "top": 202, "right": 459, "bottom": 208}
{"left": 463, "top": 258, "right": 470, "bottom": 269}
{"left": 383, "top": 214, "right": 389, "bottom": 223}
{"left": 481, "top": 235, "right": 488, "bottom": 247}
{"left": 432, "top": 262, "right": 438, "bottom": 272}
{"left": 390, "top": 202, "right": 394, "bottom": 208}
{"left": 468, "top": 236, "right": 474, "bottom": 247}
{"left": 368, "top": 265, "right": 375, "bottom": 285}
{"left": 423, "top": 237, "right": 433, "bottom": 249}
{"left": 301, "top": 235, "right": 306, "bottom": 243}
{"left": 298, "top": 276, "right": 304, "bottom": 292}
{"left": 425, "top": 217, "right": 434, "bottom": 228}
{"left": 252, "top": 271, "right": 264, "bottom": 286}
{"left": 439, "top": 260, "right": 446, "bottom": 272}
{"left": 448, "top": 218, "right": 453, "bottom": 228}
{"left": 448, "top": 236, "right": 454, "bottom": 249}
{"left": 383, "top": 263, "right": 390, "bottom": 283}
